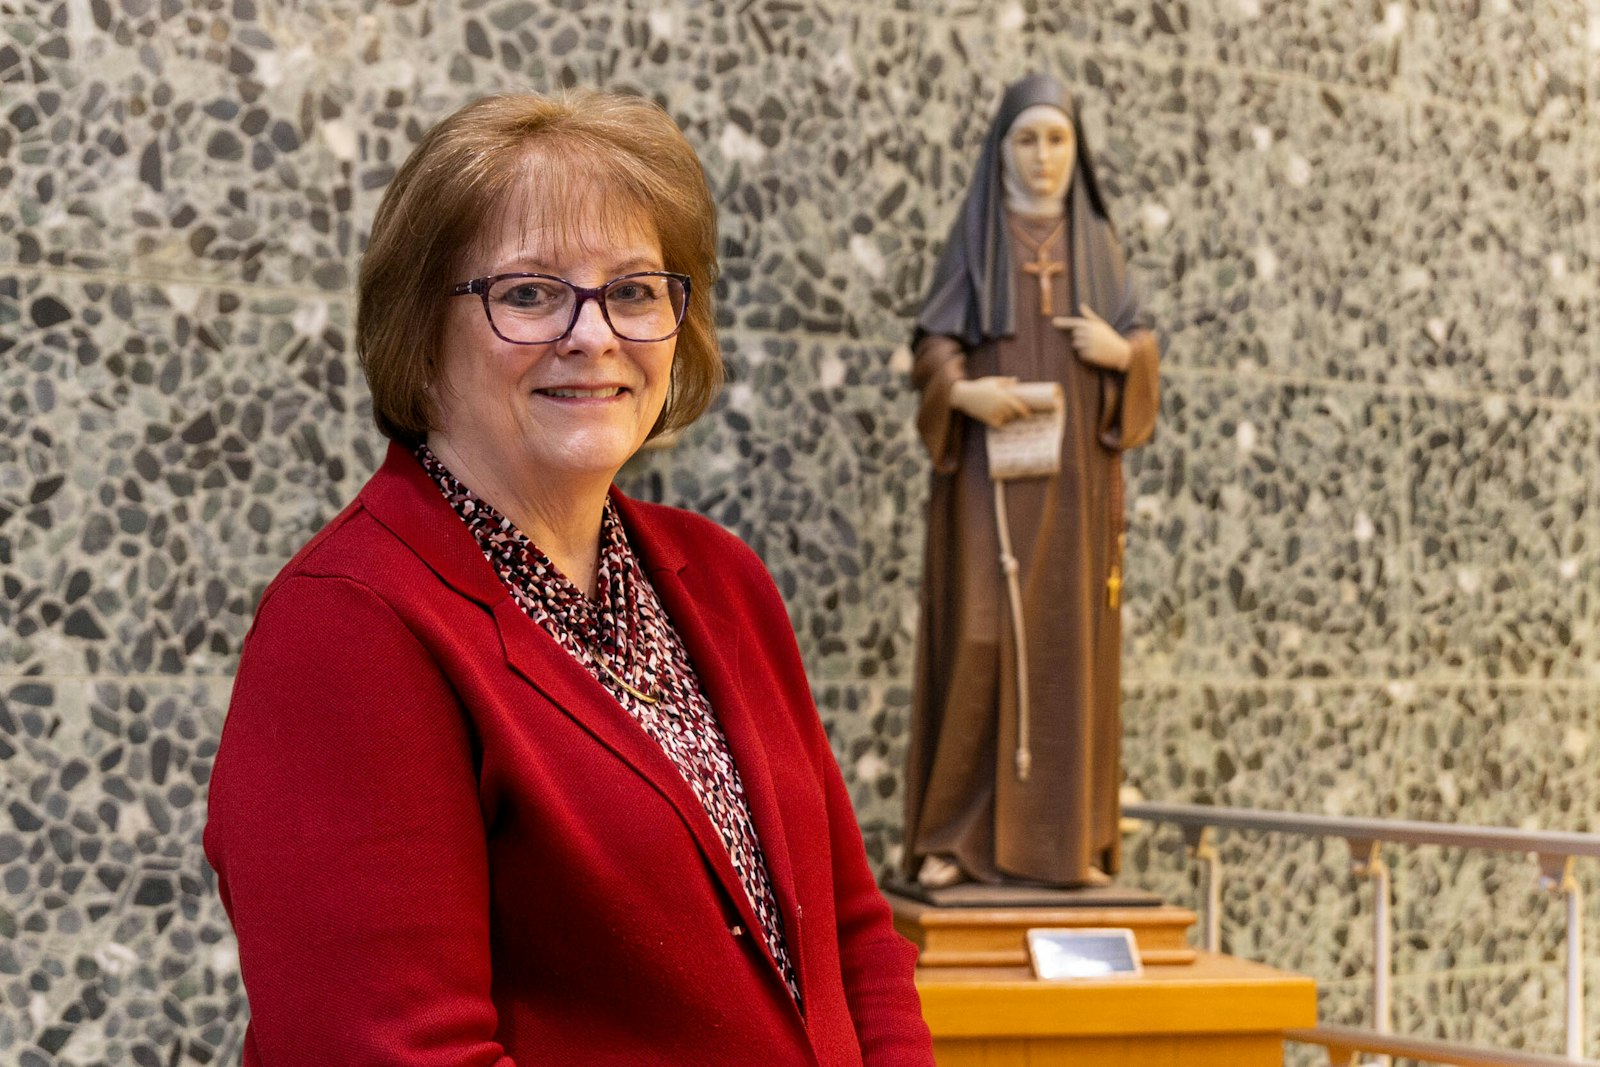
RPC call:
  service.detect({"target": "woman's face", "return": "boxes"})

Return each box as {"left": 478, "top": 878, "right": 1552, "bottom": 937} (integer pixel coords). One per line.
{"left": 431, "top": 192, "right": 676, "bottom": 492}
{"left": 1005, "top": 105, "right": 1076, "bottom": 200}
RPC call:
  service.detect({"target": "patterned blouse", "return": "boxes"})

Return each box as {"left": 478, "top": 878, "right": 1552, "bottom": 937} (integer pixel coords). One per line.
{"left": 415, "top": 445, "right": 802, "bottom": 1006}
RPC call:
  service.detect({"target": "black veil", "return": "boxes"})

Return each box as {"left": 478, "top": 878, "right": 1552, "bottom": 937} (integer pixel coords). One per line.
{"left": 913, "top": 72, "right": 1149, "bottom": 350}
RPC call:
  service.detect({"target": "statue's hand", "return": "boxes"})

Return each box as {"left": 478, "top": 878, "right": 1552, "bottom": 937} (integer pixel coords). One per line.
{"left": 1054, "top": 304, "right": 1132, "bottom": 372}
{"left": 949, "top": 376, "right": 1033, "bottom": 428}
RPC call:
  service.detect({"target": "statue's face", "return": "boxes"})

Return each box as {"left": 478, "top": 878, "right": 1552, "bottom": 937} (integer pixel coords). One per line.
{"left": 1005, "top": 105, "right": 1075, "bottom": 201}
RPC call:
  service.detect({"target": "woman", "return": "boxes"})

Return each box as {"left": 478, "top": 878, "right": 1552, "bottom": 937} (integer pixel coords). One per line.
{"left": 902, "top": 73, "right": 1160, "bottom": 890}
{"left": 205, "top": 91, "right": 932, "bottom": 1066}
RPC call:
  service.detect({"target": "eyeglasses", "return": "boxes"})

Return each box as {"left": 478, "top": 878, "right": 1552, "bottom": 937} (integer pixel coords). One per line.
{"left": 451, "top": 271, "right": 691, "bottom": 345}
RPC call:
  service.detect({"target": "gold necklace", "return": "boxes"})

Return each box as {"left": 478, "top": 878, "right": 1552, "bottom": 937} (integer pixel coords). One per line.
{"left": 583, "top": 640, "right": 662, "bottom": 706}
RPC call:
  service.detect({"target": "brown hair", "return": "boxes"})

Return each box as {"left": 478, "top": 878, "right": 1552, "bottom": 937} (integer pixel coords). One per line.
{"left": 357, "top": 90, "right": 722, "bottom": 445}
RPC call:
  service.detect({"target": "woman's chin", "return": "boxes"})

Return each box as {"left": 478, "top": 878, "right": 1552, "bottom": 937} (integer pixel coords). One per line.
{"left": 526, "top": 433, "right": 648, "bottom": 483}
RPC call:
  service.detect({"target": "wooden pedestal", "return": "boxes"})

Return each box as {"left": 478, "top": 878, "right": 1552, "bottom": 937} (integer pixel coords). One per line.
{"left": 917, "top": 953, "right": 1318, "bottom": 1066}
{"left": 890, "top": 891, "right": 1200, "bottom": 967}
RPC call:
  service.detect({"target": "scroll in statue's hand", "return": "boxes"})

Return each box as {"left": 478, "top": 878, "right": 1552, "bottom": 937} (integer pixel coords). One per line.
{"left": 1053, "top": 304, "right": 1132, "bottom": 373}
{"left": 950, "top": 375, "right": 1034, "bottom": 428}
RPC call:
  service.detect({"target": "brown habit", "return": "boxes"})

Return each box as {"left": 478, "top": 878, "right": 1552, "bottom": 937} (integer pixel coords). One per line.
{"left": 903, "top": 212, "right": 1160, "bottom": 886}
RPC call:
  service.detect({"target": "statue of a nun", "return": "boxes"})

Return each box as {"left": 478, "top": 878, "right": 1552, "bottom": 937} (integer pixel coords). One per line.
{"left": 902, "top": 72, "right": 1161, "bottom": 890}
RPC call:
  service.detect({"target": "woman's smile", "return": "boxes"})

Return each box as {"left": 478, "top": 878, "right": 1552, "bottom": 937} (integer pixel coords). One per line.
{"left": 536, "top": 385, "right": 627, "bottom": 399}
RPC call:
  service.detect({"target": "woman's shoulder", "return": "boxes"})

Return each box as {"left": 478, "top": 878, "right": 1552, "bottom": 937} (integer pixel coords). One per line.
{"left": 612, "top": 493, "right": 772, "bottom": 589}
{"left": 254, "top": 485, "right": 447, "bottom": 626}
{"left": 613, "top": 493, "right": 749, "bottom": 553}
{"left": 272, "top": 499, "right": 399, "bottom": 582}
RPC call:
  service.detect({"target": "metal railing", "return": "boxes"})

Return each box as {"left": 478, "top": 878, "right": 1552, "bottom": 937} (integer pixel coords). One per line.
{"left": 1125, "top": 801, "right": 1600, "bottom": 1066}
{"left": 1292, "top": 1024, "right": 1600, "bottom": 1067}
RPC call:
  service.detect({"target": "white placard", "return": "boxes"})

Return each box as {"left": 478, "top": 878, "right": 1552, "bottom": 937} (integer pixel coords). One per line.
{"left": 1026, "top": 927, "right": 1143, "bottom": 981}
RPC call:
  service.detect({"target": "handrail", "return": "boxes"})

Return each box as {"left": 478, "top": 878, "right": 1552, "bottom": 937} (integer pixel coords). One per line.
{"left": 1127, "top": 801, "right": 1600, "bottom": 1063}
{"left": 1290, "top": 1025, "right": 1600, "bottom": 1067}
{"left": 1125, "top": 801, "right": 1600, "bottom": 859}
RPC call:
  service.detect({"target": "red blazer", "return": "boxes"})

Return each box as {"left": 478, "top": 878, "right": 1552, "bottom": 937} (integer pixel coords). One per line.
{"left": 205, "top": 443, "right": 933, "bottom": 1066}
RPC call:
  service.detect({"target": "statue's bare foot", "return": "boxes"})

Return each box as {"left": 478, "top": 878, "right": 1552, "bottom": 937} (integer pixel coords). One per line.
{"left": 917, "top": 855, "right": 966, "bottom": 888}
{"left": 1073, "top": 867, "right": 1111, "bottom": 888}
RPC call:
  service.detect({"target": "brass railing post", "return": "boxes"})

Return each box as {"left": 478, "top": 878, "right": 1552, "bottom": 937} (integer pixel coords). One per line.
{"left": 1183, "top": 823, "right": 1220, "bottom": 953}
{"left": 1537, "top": 854, "right": 1583, "bottom": 1061}
{"left": 1348, "top": 838, "right": 1391, "bottom": 1067}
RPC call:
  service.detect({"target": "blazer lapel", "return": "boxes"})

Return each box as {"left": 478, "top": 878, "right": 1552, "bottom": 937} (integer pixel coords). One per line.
{"left": 361, "top": 445, "right": 765, "bottom": 928}
{"left": 624, "top": 505, "right": 805, "bottom": 1000}
{"left": 360, "top": 441, "right": 509, "bottom": 607}
{"left": 491, "top": 595, "right": 767, "bottom": 917}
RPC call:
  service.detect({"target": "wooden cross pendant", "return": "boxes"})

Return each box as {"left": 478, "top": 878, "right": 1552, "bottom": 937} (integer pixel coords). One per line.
{"left": 1021, "top": 246, "right": 1065, "bottom": 316}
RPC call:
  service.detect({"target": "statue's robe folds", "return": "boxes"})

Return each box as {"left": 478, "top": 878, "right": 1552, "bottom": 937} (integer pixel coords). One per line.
{"left": 904, "top": 212, "right": 1159, "bottom": 886}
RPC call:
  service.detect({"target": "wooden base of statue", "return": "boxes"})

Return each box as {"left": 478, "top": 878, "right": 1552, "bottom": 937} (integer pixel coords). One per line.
{"left": 888, "top": 885, "right": 1314, "bottom": 1063}
{"left": 886, "top": 885, "right": 1200, "bottom": 967}
{"left": 916, "top": 953, "right": 1317, "bottom": 1066}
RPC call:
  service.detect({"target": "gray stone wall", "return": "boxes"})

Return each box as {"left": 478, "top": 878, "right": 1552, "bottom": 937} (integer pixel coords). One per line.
{"left": 2, "top": 0, "right": 1596, "bottom": 1062}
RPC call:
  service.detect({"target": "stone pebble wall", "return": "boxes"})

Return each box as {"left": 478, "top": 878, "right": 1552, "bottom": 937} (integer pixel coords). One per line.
{"left": 2, "top": 0, "right": 1597, "bottom": 1062}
